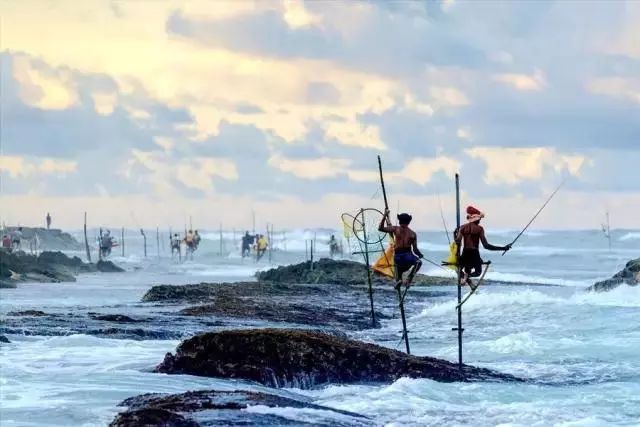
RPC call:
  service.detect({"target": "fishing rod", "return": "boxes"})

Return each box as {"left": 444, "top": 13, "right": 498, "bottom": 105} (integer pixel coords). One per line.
{"left": 503, "top": 178, "right": 566, "bottom": 256}
{"left": 438, "top": 193, "right": 451, "bottom": 245}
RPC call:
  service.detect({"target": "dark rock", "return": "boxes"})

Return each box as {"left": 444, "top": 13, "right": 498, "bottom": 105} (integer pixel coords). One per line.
{"left": 142, "top": 281, "right": 313, "bottom": 303}
{"left": 89, "top": 314, "right": 140, "bottom": 323}
{"left": 7, "top": 310, "right": 48, "bottom": 317}
{"left": 0, "top": 335, "right": 10, "bottom": 343}
{"left": 0, "top": 250, "right": 123, "bottom": 285}
{"left": 97, "top": 260, "right": 125, "bottom": 273}
{"left": 179, "top": 294, "right": 386, "bottom": 329}
{"left": 588, "top": 258, "right": 640, "bottom": 292}
{"left": 3, "top": 227, "right": 83, "bottom": 251}
{"left": 156, "top": 329, "right": 521, "bottom": 388}
{"left": 255, "top": 258, "right": 451, "bottom": 286}
{"left": 110, "top": 389, "right": 367, "bottom": 427}
{"left": 110, "top": 408, "right": 197, "bottom": 427}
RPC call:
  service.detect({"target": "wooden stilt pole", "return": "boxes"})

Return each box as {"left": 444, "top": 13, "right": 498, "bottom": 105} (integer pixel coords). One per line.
{"left": 141, "top": 229, "right": 147, "bottom": 258}
{"left": 156, "top": 227, "right": 160, "bottom": 258}
{"left": 83, "top": 212, "right": 91, "bottom": 263}
{"left": 455, "top": 173, "right": 463, "bottom": 369}
{"left": 121, "top": 227, "right": 125, "bottom": 257}
{"left": 378, "top": 155, "right": 410, "bottom": 354}
{"left": 360, "top": 208, "right": 376, "bottom": 327}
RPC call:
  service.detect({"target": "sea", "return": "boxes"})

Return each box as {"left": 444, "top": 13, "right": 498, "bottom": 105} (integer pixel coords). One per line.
{"left": 1, "top": 228, "right": 639, "bottom": 426}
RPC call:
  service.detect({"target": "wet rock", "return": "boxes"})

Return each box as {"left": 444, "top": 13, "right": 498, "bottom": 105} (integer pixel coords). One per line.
{"left": 89, "top": 314, "right": 141, "bottom": 323}
{"left": 0, "top": 250, "right": 123, "bottom": 285}
{"left": 3, "top": 227, "right": 83, "bottom": 251}
{"left": 256, "top": 258, "right": 458, "bottom": 287}
{"left": 588, "top": 258, "right": 640, "bottom": 292}
{"left": 7, "top": 310, "right": 48, "bottom": 317}
{"left": 110, "top": 389, "right": 367, "bottom": 427}
{"left": 97, "top": 260, "right": 125, "bottom": 273}
{"left": 110, "top": 408, "right": 197, "bottom": 427}
{"left": 180, "top": 295, "right": 386, "bottom": 330}
{"left": 0, "top": 335, "right": 10, "bottom": 343}
{"left": 156, "top": 329, "right": 521, "bottom": 388}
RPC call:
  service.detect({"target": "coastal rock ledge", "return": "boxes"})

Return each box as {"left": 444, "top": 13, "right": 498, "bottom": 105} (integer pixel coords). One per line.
{"left": 109, "top": 390, "right": 367, "bottom": 427}
{"left": 588, "top": 258, "right": 640, "bottom": 292}
{"left": 156, "top": 329, "right": 521, "bottom": 388}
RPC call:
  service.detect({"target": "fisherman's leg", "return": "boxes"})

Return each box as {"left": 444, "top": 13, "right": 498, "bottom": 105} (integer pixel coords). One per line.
{"left": 405, "top": 259, "right": 423, "bottom": 287}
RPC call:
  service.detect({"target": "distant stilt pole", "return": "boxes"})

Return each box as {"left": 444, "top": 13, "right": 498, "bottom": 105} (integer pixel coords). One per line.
{"left": 140, "top": 229, "right": 147, "bottom": 258}
{"left": 310, "top": 239, "right": 314, "bottom": 270}
{"left": 360, "top": 208, "right": 376, "bottom": 327}
{"left": 83, "top": 212, "right": 92, "bottom": 263}
{"left": 219, "top": 223, "right": 223, "bottom": 256}
{"left": 156, "top": 227, "right": 160, "bottom": 258}
{"left": 121, "top": 227, "right": 125, "bottom": 257}
{"left": 268, "top": 223, "right": 273, "bottom": 264}
{"left": 455, "top": 173, "right": 464, "bottom": 369}
{"left": 305, "top": 240, "right": 309, "bottom": 262}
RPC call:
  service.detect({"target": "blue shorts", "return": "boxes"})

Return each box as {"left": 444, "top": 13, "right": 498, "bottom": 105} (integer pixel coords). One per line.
{"left": 394, "top": 251, "right": 419, "bottom": 269}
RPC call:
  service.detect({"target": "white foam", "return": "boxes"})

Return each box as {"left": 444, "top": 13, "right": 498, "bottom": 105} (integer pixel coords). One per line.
{"left": 619, "top": 232, "right": 640, "bottom": 241}
{"left": 486, "top": 271, "right": 586, "bottom": 287}
{"left": 243, "top": 405, "right": 364, "bottom": 425}
{"left": 575, "top": 284, "right": 640, "bottom": 307}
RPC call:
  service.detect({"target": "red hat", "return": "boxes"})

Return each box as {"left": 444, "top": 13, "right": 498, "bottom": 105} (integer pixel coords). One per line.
{"left": 466, "top": 205, "right": 485, "bottom": 222}
{"left": 466, "top": 206, "right": 482, "bottom": 216}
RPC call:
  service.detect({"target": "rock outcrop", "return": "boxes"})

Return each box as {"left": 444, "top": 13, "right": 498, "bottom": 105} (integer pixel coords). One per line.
{"left": 0, "top": 335, "right": 10, "bottom": 343}
{"left": 588, "top": 258, "right": 640, "bottom": 292}
{"left": 2, "top": 227, "right": 83, "bottom": 251}
{"left": 110, "top": 390, "right": 367, "bottom": 427}
{"left": 0, "top": 250, "right": 123, "bottom": 287}
{"left": 156, "top": 329, "right": 521, "bottom": 388}
{"left": 256, "top": 258, "right": 454, "bottom": 287}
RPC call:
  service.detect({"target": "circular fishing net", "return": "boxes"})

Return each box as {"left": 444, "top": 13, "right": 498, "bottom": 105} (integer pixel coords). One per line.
{"left": 352, "top": 208, "right": 387, "bottom": 245}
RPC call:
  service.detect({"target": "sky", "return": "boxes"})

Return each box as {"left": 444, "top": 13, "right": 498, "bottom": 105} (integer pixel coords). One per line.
{"left": 1, "top": 0, "right": 639, "bottom": 231}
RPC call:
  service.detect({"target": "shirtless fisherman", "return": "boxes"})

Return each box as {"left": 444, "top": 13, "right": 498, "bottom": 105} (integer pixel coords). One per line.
{"left": 455, "top": 206, "right": 511, "bottom": 287}
{"left": 378, "top": 210, "right": 424, "bottom": 289}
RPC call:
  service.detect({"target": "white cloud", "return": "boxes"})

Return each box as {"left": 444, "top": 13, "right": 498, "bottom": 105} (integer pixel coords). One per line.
{"left": 12, "top": 55, "right": 78, "bottom": 110}
{"left": 465, "top": 147, "right": 586, "bottom": 185}
{"left": 0, "top": 156, "right": 77, "bottom": 178}
{"left": 586, "top": 77, "right": 640, "bottom": 104}
{"left": 493, "top": 69, "right": 546, "bottom": 91}
{"left": 269, "top": 155, "right": 351, "bottom": 179}
{"left": 283, "top": 0, "right": 322, "bottom": 29}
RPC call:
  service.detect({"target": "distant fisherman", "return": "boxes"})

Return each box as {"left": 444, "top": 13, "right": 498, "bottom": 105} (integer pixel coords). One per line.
{"left": 256, "top": 234, "right": 268, "bottom": 262}
{"left": 12, "top": 227, "right": 23, "bottom": 251}
{"left": 171, "top": 233, "right": 182, "bottom": 259}
{"left": 455, "top": 206, "right": 511, "bottom": 287}
{"left": 378, "top": 210, "right": 424, "bottom": 289}
{"left": 46, "top": 213, "right": 52, "bottom": 230}
{"left": 2, "top": 235, "right": 12, "bottom": 252}
{"left": 241, "top": 231, "right": 254, "bottom": 258}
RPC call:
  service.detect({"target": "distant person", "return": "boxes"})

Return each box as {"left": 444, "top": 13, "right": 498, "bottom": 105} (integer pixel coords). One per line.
{"left": 100, "top": 230, "right": 113, "bottom": 258}
{"left": 454, "top": 206, "right": 511, "bottom": 288}
{"left": 241, "top": 231, "right": 254, "bottom": 258}
{"left": 329, "top": 235, "right": 340, "bottom": 258}
{"left": 12, "top": 227, "right": 23, "bottom": 251}
{"left": 46, "top": 213, "right": 52, "bottom": 230}
{"left": 2, "top": 235, "right": 12, "bottom": 252}
{"left": 171, "top": 233, "right": 182, "bottom": 259}
{"left": 184, "top": 230, "right": 196, "bottom": 259}
{"left": 378, "top": 210, "right": 424, "bottom": 289}
{"left": 193, "top": 230, "right": 201, "bottom": 249}
{"left": 256, "top": 234, "right": 268, "bottom": 262}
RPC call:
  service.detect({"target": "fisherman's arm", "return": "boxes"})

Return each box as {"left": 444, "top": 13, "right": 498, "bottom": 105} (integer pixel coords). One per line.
{"left": 480, "top": 229, "right": 511, "bottom": 251}
{"left": 412, "top": 235, "right": 424, "bottom": 259}
{"left": 378, "top": 209, "right": 394, "bottom": 233}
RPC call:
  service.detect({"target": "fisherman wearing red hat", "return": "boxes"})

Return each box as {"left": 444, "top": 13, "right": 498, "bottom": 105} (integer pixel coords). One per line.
{"left": 455, "top": 206, "right": 511, "bottom": 287}
{"left": 379, "top": 209, "right": 424, "bottom": 289}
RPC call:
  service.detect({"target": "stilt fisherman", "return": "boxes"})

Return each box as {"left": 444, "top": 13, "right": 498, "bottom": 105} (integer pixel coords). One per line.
{"left": 378, "top": 210, "right": 424, "bottom": 289}
{"left": 455, "top": 206, "right": 511, "bottom": 287}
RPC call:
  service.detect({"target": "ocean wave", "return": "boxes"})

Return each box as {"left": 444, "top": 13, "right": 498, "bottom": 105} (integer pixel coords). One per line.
{"left": 619, "top": 232, "right": 640, "bottom": 241}
{"left": 575, "top": 284, "right": 640, "bottom": 307}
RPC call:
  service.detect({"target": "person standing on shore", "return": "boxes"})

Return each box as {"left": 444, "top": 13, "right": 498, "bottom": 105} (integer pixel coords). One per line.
{"left": 46, "top": 213, "right": 52, "bottom": 230}
{"left": 11, "top": 227, "right": 23, "bottom": 251}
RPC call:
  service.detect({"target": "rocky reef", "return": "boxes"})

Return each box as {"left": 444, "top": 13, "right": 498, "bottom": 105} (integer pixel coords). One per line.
{"left": 0, "top": 250, "right": 123, "bottom": 287}
{"left": 156, "top": 329, "right": 521, "bottom": 388}
{"left": 110, "top": 389, "right": 368, "bottom": 427}
{"left": 2, "top": 227, "right": 83, "bottom": 251}
{"left": 588, "top": 258, "right": 640, "bottom": 292}
{"left": 255, "top": 258, "right": 455, "bottom": 286}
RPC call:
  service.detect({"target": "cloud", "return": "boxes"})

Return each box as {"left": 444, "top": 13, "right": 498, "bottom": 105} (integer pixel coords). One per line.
{"left": 493, "top": 69, "right": 546, "bottom": 91}
{"left": 586, "top": 77, "right": 640, "bottom": 104}
{"left": 465, "top": 147, "right": 586, "bottom": 185}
